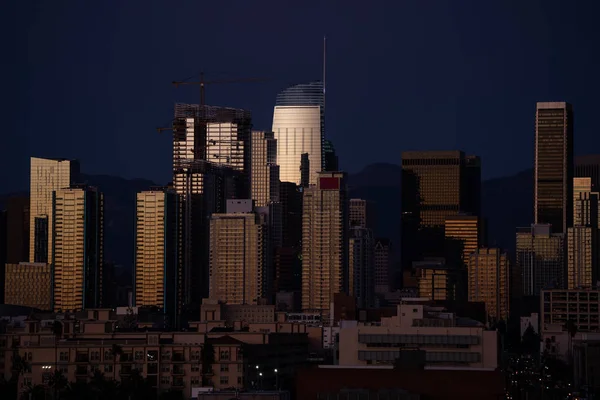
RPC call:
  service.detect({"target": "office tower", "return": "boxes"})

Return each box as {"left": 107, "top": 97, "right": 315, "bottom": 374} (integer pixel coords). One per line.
{"left": 209, "top": 200, "right": 267, "bottom": 305}
{"left": 134, "top": 188, "right": 181, "bottom": 322}
{"left": 53, "top": 185, "right": 103, "bottom": 312}
{"left": 534, "top": 102, "right": 574, "bottom": 234}
{"left": 468, "top": 248, "right": 510, "bottom": 322}
{"left": 300, "top": 153, "right": 310, "bottom": 188}
{"left": 29, "top": 157, "right": 79, "bottom": 263}
{"left": 349, "top": 199, "right": 375, "bottom": 230}
{"left": 349, "top": 227, "right": 375, "bottom": 308}
{"left": 323, "top": 139, "right": 339, "bottom": 172}
{"left": 251, "top": 131, "right": 280, "bottom": 208}
{"left": 374, "top": 238, "right": 392, "bottom": 295}
{"left": 280, "top": 182, "right": 303, "bottom": 248}
{"left": 444, "top": 214, "right": 480, "bottom": 267}
{"left": 272, "top": 81, "right": 324, "bottom": 185}
{"left": 414, "top": 259, "right": 461, "bottom": 302}
{"left": 4, "top": 262, "right": 52, "bottom": 310}
{"left": 301, "top": 172, "right": 348, "bottom": 315}
{"left": 401, "top": 151, "right": 481, "bottom": 270}
{"left": 172, "top": 104, "right": 252, "bottom": 307}
{"left": 576, "top": 155, "right": 600, "bottom": 192}
{"left": 6, "top": 196, "right": 29, "bottom": 264}
{"left": 567, "top": 179, "right": 600, "bottom": 289}
{"left": 275, "top": 183, "right": 303, "bottom": 294}
{"left": 517, "top": 224, "right": 565, "bottom": 297}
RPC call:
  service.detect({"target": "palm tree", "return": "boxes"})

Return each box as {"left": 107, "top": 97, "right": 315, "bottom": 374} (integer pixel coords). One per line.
{"left": 52, "top": 321, "right": 63, "bottom": 399}
{"left": 48, "top": 370, "right": 68, "bottom": 399}
{"left": 89, "top": 370, "right": 107, "bottom": 400}
{"left": 11, "top": 352, "right": 29, "bottom": 400}
{"left": 111, "top": 344, "right": 123, "bottom": 382}
{"left": 20, "top": 383, "right": 46, "bottom": 400}
{"left": 565, "top": 319, "right": 578, "bottom": 363}
{"left": 201, "top": 338, "right": 215, "bottom": 387}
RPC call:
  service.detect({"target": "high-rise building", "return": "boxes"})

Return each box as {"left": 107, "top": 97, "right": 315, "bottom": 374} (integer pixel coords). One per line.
{"left": 349, "top": 199, "right": 374, "bottom": 230}
{"left": 251, "top": 130, "right": 280, "bottom": 208}
{"left": 209, "top": 200, "right": 267, "bottom": 305}
{"left": 414, "top": 259, "right": 462, "bottom": 302}
{"left": 401, "top": 151, "right": 481, "bottom": 269}
{"left": 52, "top": 185, "right": 103, "bottom": 312}
{"left": 272, "top": 82, "right": 324, "bottom": 185}
{"left": 374, "top": 238, "right": 392, "bottom": 295}
{"left": 575, "top": 155, "right": 600, "bottom": 192}
{"left": 323, "top": 139, "right": 339, "bottom": 172}
{"left": 468, "top": 248, "right": 510, "bottom": 322}
{"left": 534, "top": 102, "right": 574, "bottom": 234}
{"left": 134, "top": 188, "right": 182, "bottom": 323}
{"left": 6, "top": 196, "right": 29, "bottom": 264}
{"left": 171, "top": 104, "right": 252, "bottom": 307}
{"left": 29, "top": 157, "right": 79, "bottom": 264}
{"left": 301, "top": 172, "right": 348, "bottom": 315}
{"left": 444, "top": 214, "right": 480, "bottom": 267}
{"left": 349, "top": 227, "right": 375, "bottom": 309}
{"left": 517, "top": 224, "right": 565, "bottom": 297}
{"left": 567, "top": 180, "right": 600, "bottom": 289}
{"left": 4, "top": 262, "right": 52, "bottom": 310}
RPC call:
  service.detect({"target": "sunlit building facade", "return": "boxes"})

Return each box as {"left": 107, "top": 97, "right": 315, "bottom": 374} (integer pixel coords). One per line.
{"left": 445, "top": 214, "right": 480, "bottom": 267}
{"left": 467, "top": 248, "right": 510, "bottom": 322}
{"left": 534, "top": 102, "right": 574, "bottom": 234}
{"left": 134, "top": 189, "right": 181, "bottom": 321}
{"left": 301, "top": 172, "right": 348, "bottom": 315}
{"left": 251, "top": 130, "right": 280, "bottom": 208}
{"left": 209, "top": 201, "right": 267, "bottom": 305}
{"left": 29, "top": 157, "right": 79, "bottom": 264}
{"left": 4, "top": 262, "right": 52, "bottom": 310}
{"left": 401, "top": 151, "right": 480, "bottom": 269}
{"left": 52, "top": 186, "right": 104, "bottom": 312}
{"left": 517, "top": 224, "right": 565, "bottom": 296}
{"left": 272, "top": 82, "right": 324, "bottom": 185}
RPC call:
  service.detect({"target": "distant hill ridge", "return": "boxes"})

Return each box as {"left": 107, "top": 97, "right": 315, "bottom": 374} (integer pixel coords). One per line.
{"left": 2, "top": 155, "right": 597, "bottom": 269}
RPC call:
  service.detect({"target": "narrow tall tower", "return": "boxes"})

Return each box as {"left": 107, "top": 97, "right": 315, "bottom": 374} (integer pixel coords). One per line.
{"left": 29, "top": 157, "right": 79, "bottom": 264}
{"left": 534, "top": 102, "right": 574, "bottom": 234}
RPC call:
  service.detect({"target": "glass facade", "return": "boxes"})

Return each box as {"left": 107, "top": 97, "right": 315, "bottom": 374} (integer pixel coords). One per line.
{"left": 272, "top": 82, "right": 324, "bottom": 185}
{"left": 534, "top": 102, "right": 573, "bottom": 234}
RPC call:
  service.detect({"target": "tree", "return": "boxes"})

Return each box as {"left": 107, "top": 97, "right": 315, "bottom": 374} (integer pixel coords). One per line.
{"left": 120, "top": 369, "right": 155, "bottom": 400}
{"left": 11, "top": 352, "right": 29, "bottom": 400}
{"left": 565, "top": 319, "right": 578, "bottom": 363}
{"left": 521, "top": 324, "right": 540, "bottom": 356}
{"left": 159, "top": 390, "right": 184, "bottom": 400}
{"left": 48, "top": 370, "right": 68, "bottom": 398}
{"left": 20, "top": 384, "right": 46, "bottom": 400}
{"left": 111, "top": 344, "right": 124, "bottom": 381}
{"left": 201, "top": 338, "right": 216, "bottom": 386}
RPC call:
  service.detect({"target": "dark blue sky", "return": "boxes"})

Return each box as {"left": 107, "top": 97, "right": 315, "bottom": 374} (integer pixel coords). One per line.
{"left": 2, "top": 0, "right": 600, "bottom": 192}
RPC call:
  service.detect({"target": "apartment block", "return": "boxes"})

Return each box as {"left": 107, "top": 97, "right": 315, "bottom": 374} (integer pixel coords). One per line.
{"left": 542, "top": 289, "right": 600, "bottom": 332}
{"left": 467, "top": 248, "right": 510, "bottom": 321}
{"left": 4, "top": 263, "right": 52, "bottom": 310}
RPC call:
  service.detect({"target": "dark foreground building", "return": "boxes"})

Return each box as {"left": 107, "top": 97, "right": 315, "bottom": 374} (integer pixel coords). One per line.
{"left": 295, "top": 366, "right": 505, "bottom": 400}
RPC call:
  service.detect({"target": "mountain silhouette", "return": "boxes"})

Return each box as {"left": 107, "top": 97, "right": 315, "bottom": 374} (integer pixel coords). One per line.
{"left": 4, "top": 159, "right": 593, "bottom": 269}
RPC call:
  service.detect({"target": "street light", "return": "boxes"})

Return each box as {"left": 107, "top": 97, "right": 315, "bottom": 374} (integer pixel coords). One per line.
{"left": 274, "top": 368, "right": 279, "bottom": 390}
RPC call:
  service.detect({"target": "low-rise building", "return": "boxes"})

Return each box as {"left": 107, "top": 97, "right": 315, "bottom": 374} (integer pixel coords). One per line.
{"left": 337, "top": 299, "right": 497, "bottom": 369}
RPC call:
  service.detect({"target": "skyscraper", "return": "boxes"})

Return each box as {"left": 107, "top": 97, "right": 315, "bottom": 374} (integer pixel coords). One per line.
{"left": 29, "top": 157, "right": 79, "bottom": 264}
{"left": 272, "top": 81, "right": 324, "bottom": 185}
{"left": 374, "top": 238, "right": 392, "bottom": 295}
{"left": 209, "top": 200, "right": 267, "bottom": 305}
{"left": 301, "top": 172, "right": 348, "bottom": 315}
{"left": 251, "top": 130, "right": 280, "bottom": 208}
{"left": 52, "top": 185, "right": 103, "bottom": 312}
{"left": 323, "top": 139, "right": 339, "bottom": 172}
{"left": 171, "top": 104, "right": 252, "bottom": 307}
{"left": 401, "top": 151, "right": 481, "bottom": 269}
{"left": 349, "top": 226, "right": 375, "bottom": 308}
{"left": 444, "top": 214, "right": 481, "bottom": 267}
{"left": 534, "top": 102, "right": 574, "bottom": 234}
{"left": 468, "top": 248, "right": 510, "bottom": 322}
{"left": 517, "top": 224, "right": 565, "bottom": 296}
{"left": 349, "top": 199, "right": 375, "bottom": 230}
{"left": 6, "top": 196, "right": 29, "bottom": 264}
{"left": 134, "top": 188, "right": 182, "bottom": 323}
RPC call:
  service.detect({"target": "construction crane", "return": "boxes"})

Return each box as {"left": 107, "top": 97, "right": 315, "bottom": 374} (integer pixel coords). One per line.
{"left": 172, "top": 71, "right": 267, "bottom": 106}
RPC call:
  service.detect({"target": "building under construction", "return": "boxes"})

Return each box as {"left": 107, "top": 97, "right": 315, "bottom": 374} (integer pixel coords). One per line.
{"left": 172, "top": 103, "right": 252, "bottom": 315}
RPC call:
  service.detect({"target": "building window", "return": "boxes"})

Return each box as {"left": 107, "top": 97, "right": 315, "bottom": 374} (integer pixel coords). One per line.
{"left": 147, "top": 350, "right": 158, "bottom": 362}
{"left": 104, "top": 365, "right": 113, "bottom": 373}
{"left": 160, "top": 376, "right": 170, "bottom": 385}
{"left": 220, "top": 364, "right": 229, "bottom": 372}
{"left": 60, "top": 352, "right": 69, "bottom": 361}
{"left": 104, "top": 351, "right": 113, "bottom": 361}
{"left": 191, "top": 377, "right": 200, "bottom": 385}
{"left": 91, "top": 351, "right": 100, "bottom": 361}
{"left": 134, "top": 351, "right": 144, "bottom": 361}
{"left": 191, "top": 364, "right": 200, "bottom": 372}
{"left": 237, "top": 377, "right": 243, "bottom": 385}
{"left": 237, "top": 364, "right": 243, "bottom": 373}
{"left": 190, "top": 350, "right": 200, "bottom": 361}
{"left": 220, "top": 376, "right": 229, "bottom": 385}
{"left": 219, "top": 351, "right": 229, "bottom": 360}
